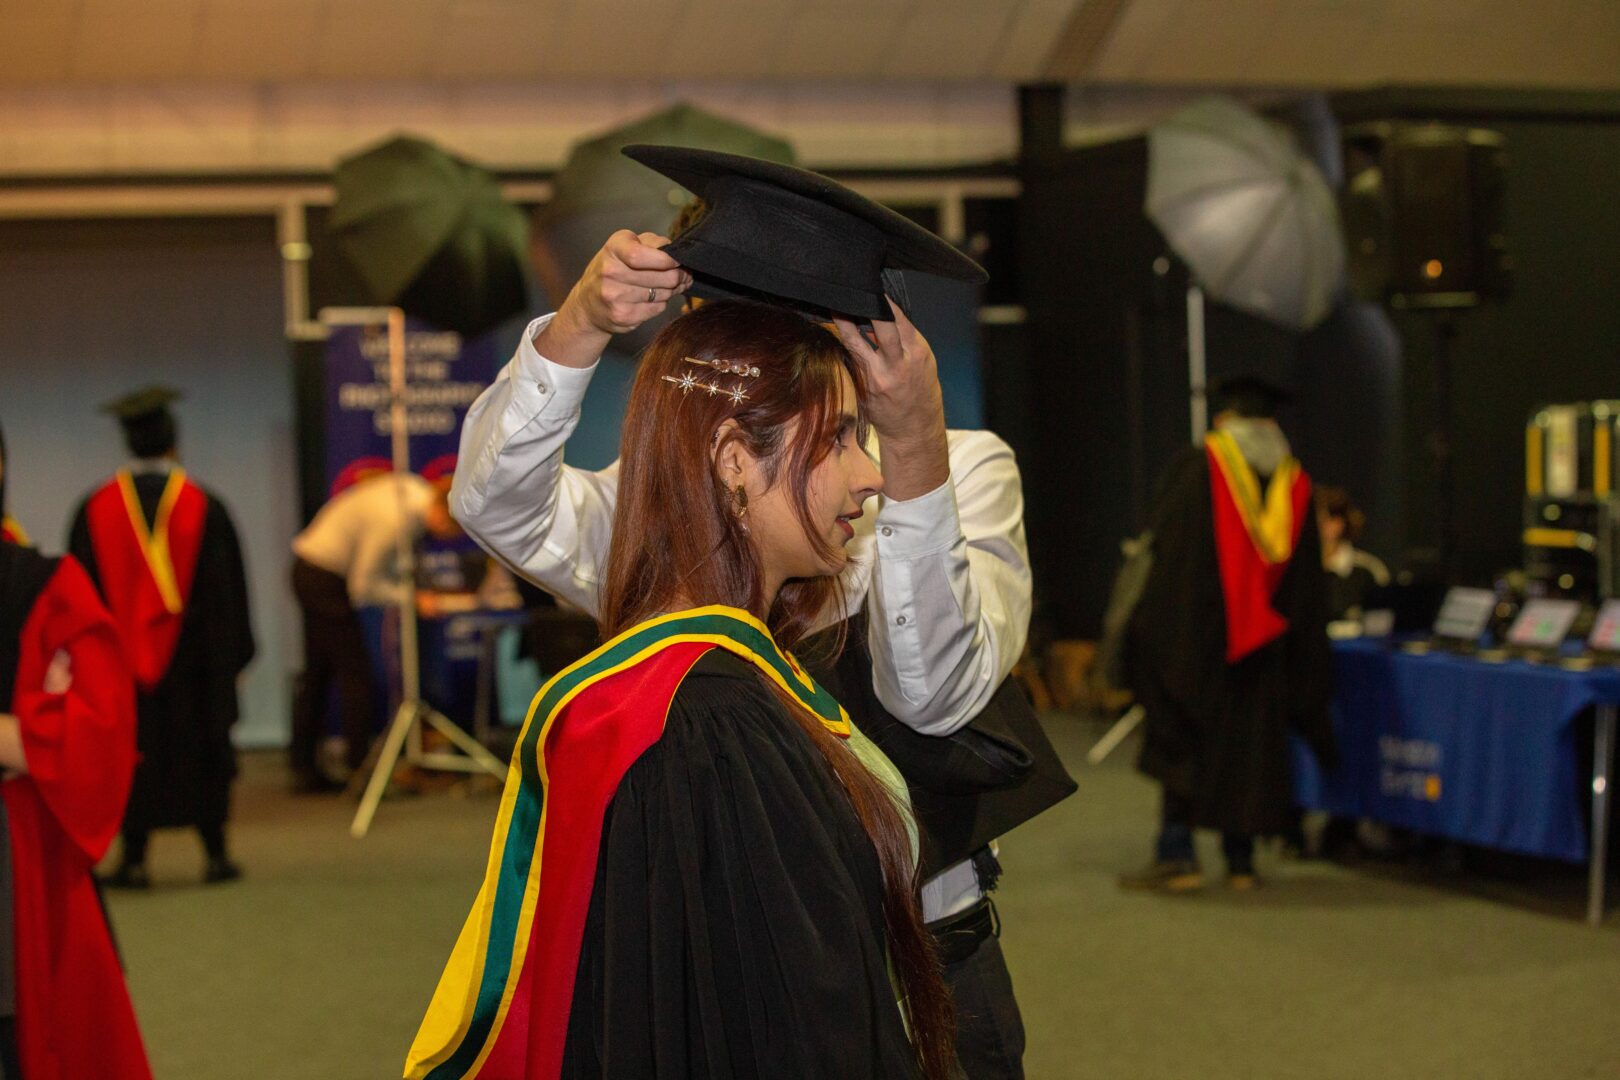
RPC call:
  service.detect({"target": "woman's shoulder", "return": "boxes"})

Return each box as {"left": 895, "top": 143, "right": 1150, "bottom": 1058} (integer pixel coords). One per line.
{"left": 665, "top": 648, "right": 779, "bottom": 728}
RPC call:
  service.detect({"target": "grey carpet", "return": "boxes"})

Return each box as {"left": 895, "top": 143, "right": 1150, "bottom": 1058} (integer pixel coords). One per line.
{"left": 104, "top": 718, "right": 1620, "bottom": 1079}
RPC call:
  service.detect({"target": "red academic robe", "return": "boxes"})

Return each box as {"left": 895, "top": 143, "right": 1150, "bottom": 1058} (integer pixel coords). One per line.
{"left": 81, "top": 470, "right": 207, "bottom": 692}
{"left": 3, "top": 551, "right": 152, "bottom": 1080}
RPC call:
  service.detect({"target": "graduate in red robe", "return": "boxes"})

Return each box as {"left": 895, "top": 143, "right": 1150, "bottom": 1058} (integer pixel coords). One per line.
{"left": 0, "top": 535, "right": 153, "bottom": 1079}
{"left": 1121, "top": 377, "right": 1336, "bottom": 891}
{"left": 67, "top": 387, "right": 255, "bottom": 888}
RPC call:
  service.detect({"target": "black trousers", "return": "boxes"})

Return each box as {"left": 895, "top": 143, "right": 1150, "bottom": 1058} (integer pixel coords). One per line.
{"left": 290, "top": 558, "right": 375, "bottom": 774}
{"left": 932, "top": 899, "right": 1026, "bottom": 1079}
{"left": 123, "top": 822, "right": 226, "bottom": 864}
{"left": 0, "top": 1015, "right": 20, "bottom": 1079}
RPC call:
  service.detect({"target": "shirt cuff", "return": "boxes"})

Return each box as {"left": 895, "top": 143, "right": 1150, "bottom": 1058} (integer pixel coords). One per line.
{"left": 514, "top": 313, "right": 599, "bottom": 410}
{"left": 873, "top": 479, "right": 963, "bottom": 560}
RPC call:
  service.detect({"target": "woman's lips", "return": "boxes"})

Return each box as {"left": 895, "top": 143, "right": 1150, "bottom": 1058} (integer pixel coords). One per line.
{"left": 836, "top": 509, "right": 862, "bottom": 542}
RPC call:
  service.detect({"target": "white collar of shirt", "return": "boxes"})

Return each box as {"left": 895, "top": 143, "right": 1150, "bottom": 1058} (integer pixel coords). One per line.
{"left": 1326, "top": 542, "right": 1356, "bottom": 578}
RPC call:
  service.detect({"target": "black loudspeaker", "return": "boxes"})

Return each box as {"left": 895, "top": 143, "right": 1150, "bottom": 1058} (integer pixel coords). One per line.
{"left": 1342, "top": 122, "right": 1512, "bottom": 308}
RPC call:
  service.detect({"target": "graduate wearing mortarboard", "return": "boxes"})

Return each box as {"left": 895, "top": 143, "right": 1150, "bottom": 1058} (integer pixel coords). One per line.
{"left": 0, "top": 418, "right": 153, "bottom": 1079}
{"left": 67, "top": 387, "right": 255, "bottom": 889}
{"left": 420, "top": 147, "right": 1073, "bottom": 1080}
{"left": 1119, "top": 376, "right": 1337, "bottom": 892}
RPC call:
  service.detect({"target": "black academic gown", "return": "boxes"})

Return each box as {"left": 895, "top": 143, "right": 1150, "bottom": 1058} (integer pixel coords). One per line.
{"left": 68, "top": 474, "right": 255, "bottom": 832}
{"left": 1125, "top": 447, "right": 1335, "bottom": 837}
{"left": 560, "top": 650, "right": 919, "bottom": 1080}
{"left": 808, "top": 613, "right": 1076, "bottom": 881}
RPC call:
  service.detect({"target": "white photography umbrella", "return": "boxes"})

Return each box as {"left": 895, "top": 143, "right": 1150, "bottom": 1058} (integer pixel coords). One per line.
{"left": 1146, "top": 97, "right": 1346, "bottom": 438}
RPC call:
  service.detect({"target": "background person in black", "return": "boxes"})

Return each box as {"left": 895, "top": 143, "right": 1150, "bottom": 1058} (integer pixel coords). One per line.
{"left": 1316, "top": 485, "right": 1391, "bottom": 623}
{"left": 69, "top": 387, "right": 255, "bottom": 888}
{"left": 1120, "top": 377, "right": 1336, "bottom": 892}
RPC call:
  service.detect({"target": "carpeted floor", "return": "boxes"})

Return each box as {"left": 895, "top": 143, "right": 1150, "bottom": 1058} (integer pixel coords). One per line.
{"left": 105, "top": 716, "right": 1620, "bottom": 1079}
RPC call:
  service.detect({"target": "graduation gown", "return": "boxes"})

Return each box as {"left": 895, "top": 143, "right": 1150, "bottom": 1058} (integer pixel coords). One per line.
{"left": 0, "top": 542, "right": 152, "bottom": 1080}
{"left": 809, "top": 613, "right": 1077, "bottom": 881}
{"left": 407, "top": 606, "right": 919, "bottom": 1080}
{"left": 1125, "top": 444, "right": 1336, "bottom": 837}
{"left": 68, "top": 469, "right": 255, "bottom": 832}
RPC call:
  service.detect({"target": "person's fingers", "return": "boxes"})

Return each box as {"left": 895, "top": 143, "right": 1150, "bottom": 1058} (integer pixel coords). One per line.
{"left": 885, "top": 295, "right": 920, "bottom": 339}
{"left": 607, "top": 265, "right": 687, "bottom": 291}
{"left": 832, "top": 316, "right": 876, "bottom": 362}
{"left": 869, "top": 315, "right": 903, "bottom": 358}
{"left": 609, "top": 231, "right": 681, "bottom": 272}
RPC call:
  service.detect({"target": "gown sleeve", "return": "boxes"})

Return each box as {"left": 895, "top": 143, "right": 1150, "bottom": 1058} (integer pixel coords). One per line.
{"left": 1126, "top": 447, "right": 1225, "bottom": 707}
{"left": 196, "top": 495, "right": 257, "bottom": 727}
{"left": 562, "top": 652, "right": 920, "bottom": 1080}
{"left": 10, "top": 554, "right": 137, "bottom": 864}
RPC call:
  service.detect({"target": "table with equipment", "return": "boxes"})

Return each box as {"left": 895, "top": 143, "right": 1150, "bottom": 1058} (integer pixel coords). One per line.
{"left": 1295, "top": 639, "right": 1620, "bottom": 925}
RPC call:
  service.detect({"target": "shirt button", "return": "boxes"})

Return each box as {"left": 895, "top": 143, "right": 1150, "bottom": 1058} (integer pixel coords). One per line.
{"left": 896, "top": 615, "right": 908, "bottom": 626}
{"left": 881, "top": 526, "right": 893, "bottom": 537}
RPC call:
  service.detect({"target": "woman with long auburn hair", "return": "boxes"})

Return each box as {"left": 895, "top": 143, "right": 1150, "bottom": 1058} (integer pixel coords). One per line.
{"left": 407, "top": 298, "right": 956, "bottom": 1080}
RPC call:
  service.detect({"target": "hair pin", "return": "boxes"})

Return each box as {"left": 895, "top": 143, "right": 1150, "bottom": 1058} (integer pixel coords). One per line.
{"left": 684, "top": 356, "right": 761, "bottom": 380}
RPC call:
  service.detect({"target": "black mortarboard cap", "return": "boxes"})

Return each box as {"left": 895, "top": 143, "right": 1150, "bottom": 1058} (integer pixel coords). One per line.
{"left": 101, "top": 385, "right": 182, "bottom": 457}
{"left": 622, "top": 144, "right": 987, "bottom": 321}
{"left": 1212, "top": 375, "right": 1292, "bottom": 420}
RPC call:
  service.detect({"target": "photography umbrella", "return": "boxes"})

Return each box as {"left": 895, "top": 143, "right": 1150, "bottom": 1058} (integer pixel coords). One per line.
{"left": 532, "top": 104, "right": 795, "bottom": 346}
{"left": 1145, "top": 97, "right": 1345, "bottom": 437}
{"left": 332, "top": 135, "right": 529, "bottom": 338}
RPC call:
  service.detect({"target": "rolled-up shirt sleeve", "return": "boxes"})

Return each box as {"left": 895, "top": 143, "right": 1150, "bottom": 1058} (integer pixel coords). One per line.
{"left": 866, "top": 429, "right": 1032, "bottom": 736}
{"left": 450, "top": 313, "right": 616, "bottom": 618}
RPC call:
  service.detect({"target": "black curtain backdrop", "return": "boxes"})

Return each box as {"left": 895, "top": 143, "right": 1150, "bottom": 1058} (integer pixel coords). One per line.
{"left": 1014, "top": 87, "right": 1620, "bottom": 639}
{"left": 1331, "top": 90, "right": 1620, "bottom": 588}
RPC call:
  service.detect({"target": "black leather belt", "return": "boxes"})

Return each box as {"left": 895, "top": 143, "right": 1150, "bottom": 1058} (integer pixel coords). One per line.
{"left": 928, "top": 896, "right": 998, "bottom": 967}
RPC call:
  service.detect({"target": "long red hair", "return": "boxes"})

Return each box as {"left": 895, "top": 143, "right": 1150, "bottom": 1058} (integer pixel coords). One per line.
{"left": 600, "top": 299, "right": 956, "bottom": 1079}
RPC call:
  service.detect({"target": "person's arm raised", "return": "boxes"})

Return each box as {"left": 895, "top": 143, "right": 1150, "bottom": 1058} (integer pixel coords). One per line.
{"left": 832, "top": 301, "right": 950, "bottom": 501}
{"left": 534, "top": 230, "right": 692, "bottom": 367}
{"left": 834, "top": 304, "right": 1030, "bottom": 735}
{"left": 450, "top": 231, "right": 690, "bottom": 615}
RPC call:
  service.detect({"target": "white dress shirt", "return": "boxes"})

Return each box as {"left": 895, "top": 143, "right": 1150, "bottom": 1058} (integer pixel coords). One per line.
{"left": 450, "top": 313, "right": 1033, "bottom": 919}
{"left": 292, "top": 473, "right": 434, "bottom": 607}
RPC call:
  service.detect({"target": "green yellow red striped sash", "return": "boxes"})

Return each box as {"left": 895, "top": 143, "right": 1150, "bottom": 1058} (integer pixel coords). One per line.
{"left": 405, "top": 605, "right": 847, "bottom": 1080}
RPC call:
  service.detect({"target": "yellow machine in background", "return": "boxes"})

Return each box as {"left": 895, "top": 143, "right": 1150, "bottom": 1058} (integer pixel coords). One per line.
{"left": 1525, "top": 401, "right": 1620, "bottom": 599}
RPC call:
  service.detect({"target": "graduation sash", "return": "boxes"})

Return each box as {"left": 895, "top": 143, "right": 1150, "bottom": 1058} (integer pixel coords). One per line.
{"left": 1205, "top": 431, "right": 1311, "bottom": 663}
{"left": 84, "top": 468, "right": 207, "bottom": 690}
{"left": 0, "top": 515, "right": 29, "bottom": 546}
{"left": 406, "top": 605, "right": 849, "bottom": 1080}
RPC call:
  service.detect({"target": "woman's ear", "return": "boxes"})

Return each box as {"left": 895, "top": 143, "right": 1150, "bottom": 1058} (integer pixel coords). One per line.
{"left": 712, "top": 419, "right": 748, "bottom": 483}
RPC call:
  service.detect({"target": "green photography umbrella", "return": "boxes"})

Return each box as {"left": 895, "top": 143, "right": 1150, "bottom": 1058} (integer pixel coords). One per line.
{"left": 332, "top": 134, "right": 529, "bottom": 338}
{"left": 542, "top": 102, "right": 794, "bottom": 228}
{"left": 532, "top": 103, "right": 795, "bottom": 331}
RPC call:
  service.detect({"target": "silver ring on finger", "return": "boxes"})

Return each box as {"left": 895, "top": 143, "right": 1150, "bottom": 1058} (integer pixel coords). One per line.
{"left": 647, "top": 287, "right": 657, "bottom": 303}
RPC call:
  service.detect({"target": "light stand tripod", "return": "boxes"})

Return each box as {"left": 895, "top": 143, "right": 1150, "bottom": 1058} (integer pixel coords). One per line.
{"left": 318, "top": 307, "right": 507, "bottom": 839}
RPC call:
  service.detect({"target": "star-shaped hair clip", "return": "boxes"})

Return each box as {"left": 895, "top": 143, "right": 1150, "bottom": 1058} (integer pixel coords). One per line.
{"left": 662, "top": 355, "right": 760, "bottom": 403}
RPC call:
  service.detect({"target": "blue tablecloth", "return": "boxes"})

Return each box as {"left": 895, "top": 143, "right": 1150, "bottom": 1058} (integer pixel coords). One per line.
{"left": 1294, "top": 640, "right": 1620, "bottom": 863}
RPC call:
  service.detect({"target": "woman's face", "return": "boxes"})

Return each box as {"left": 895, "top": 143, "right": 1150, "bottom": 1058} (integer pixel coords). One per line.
{"left": 741, "top": 366, "right": 883, "bottom": 592}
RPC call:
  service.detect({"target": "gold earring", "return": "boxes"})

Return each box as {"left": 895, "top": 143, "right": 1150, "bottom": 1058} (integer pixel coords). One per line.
{"left": 732, "top": 484, "right": 749, "bottom": 519}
